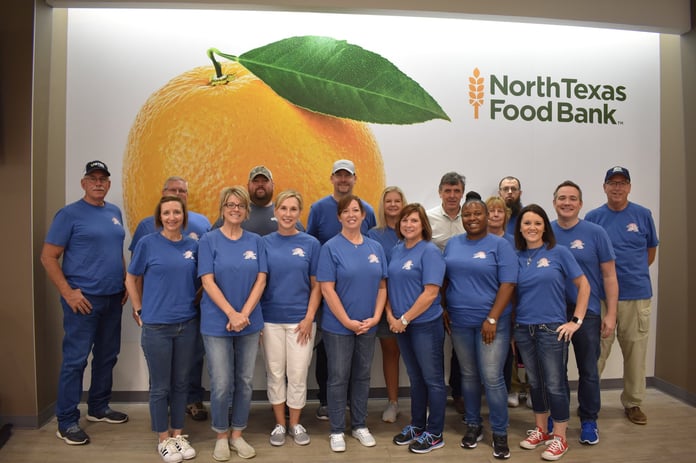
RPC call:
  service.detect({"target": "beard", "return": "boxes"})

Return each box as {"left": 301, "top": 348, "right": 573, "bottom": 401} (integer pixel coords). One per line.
{"left": 507, "top": 198, "right": 522, "bottom": 216}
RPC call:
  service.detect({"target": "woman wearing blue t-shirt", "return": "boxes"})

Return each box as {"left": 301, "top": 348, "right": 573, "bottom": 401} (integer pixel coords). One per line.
{"left": 387, "top": 203, "right": 447, "bottom": 454}
{"left": 126, "top": 196, "right": 200, "bottom": 463}
{"left": 366, "top": 186, "right": 406, "bottom": 423}
{"left": 444, "top": 199, "right": 517, "bottom": 460}
{"left": 317, "top": 194, "right": 387, "bottom": 453}
{"left": 198, "top": 186, "right": 267, "bottom": 462}
{"left": 261, "top": 190, "right": 321, "bottom": 447}
{"left": 514, "top": 204, "right": 589, "bottom": 461}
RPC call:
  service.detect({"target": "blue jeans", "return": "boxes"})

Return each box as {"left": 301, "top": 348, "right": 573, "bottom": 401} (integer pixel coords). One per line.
{"left": 567, "top": 306, "right": 601, "bottom": 422}
{"left": 323, "top": 331, "right": 376, "bottom": 434}
{"left": 396, "top": 318, "right": 447, "bottom": 435}
{"left": 141, "top": 318, "right": 198, "bottom": 433}
{"left": 451, "top": 317, "right": 510, "bottom": 435}
{"left": 514, "top": 323, "right": 570, "bottom": 423}
{"left": 187, "top": 314, "right": 206, "bottom": 404}
{"left": 56, "top": 293, "right": 123, "bottom": 430}
{"left": 203, "top": 332, "right": 260, "bottom": 433}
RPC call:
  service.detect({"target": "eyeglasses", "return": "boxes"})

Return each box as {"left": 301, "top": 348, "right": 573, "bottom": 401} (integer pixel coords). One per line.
{"left": 500, "top": 187, "right": 519, "bottom": 193}
{"left": 224, "top": 202, "right": 246, "bottom": 210}
{"left": 605, "top": 181, "right": 630, "bottom": 187}
{"left": 84, "top": 176, "right": 109, "bottom": 184}
{"left": 164, "top": 187, "right": 188, "bottom": 194}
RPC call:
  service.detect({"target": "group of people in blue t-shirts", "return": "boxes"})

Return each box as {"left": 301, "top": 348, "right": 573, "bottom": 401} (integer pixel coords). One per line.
{"left": 44, "top": 160, "right": 657, "bottom": 463}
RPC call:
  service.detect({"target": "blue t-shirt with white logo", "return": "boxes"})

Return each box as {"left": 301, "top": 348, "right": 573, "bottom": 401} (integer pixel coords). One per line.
{"left": 262, "top": 232, "right": 321, "bottom": 323}
{"left": 444, "top": 233, "right": 517, "bottom": 327}
{"left": 585, "top": 202, "right": 658, "bottom": 300}
{"left": 307, "top": 195, "right": 376, "bottom": 245}
{"left": 128, "top": 233, "right": 200, "bottom": 324}
{"left": 316, "top": 234, "right": 387, "bottom": 335}
{"left": 387, "top": 240, "right": 445, "bottom": 325}
{"left": 45, "top": 199, "right": 125, "bottom": 296}
{"left": 367, "top": 226, "right": 399, "bottom": 262}
{"left": 198, "top": 229, "right": 267, "bottom": 336}
{"left": 551, "top": 219, "right": 615, "bottom": 314}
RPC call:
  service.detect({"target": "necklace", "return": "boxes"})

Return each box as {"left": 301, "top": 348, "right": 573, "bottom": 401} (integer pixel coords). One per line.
{"left": 526, "top": 246, "right": 542, "bottom": 266}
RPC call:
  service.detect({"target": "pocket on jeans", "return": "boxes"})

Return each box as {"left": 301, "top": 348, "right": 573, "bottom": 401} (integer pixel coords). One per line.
{"left": 637, "top": 301, "right": 651, "bottom": 333}
{"left": 539, "top": 323, "right": 562, "bottom": 335}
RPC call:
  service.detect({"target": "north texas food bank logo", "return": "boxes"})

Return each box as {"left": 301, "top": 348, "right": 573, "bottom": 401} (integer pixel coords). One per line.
{"left": 468, "top": 67, "right": 626, "bottom": 125}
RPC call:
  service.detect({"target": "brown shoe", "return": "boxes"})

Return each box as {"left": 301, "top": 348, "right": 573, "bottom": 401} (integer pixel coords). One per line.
{"left": 625, "top": 406, "right": 647, "bottom": 425}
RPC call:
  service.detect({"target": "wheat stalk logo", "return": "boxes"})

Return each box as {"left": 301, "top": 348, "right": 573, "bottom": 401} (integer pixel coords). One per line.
{"left": 469, "top": 68, "right": 485, "bottom": 119}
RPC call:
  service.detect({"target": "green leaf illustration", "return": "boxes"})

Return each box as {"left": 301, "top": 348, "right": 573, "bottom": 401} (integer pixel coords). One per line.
{"left": 211, "top": 36, "right": 450, "bottom": 124}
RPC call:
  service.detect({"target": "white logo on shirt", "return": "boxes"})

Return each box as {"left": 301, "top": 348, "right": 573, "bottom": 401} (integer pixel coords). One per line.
{"left": 626, "top": 223, "right": 640, "bottom": 233}
{"left": 183, "top": 250, "right": 195, "bottom": 260}
{"left": 188, "top": 232, "right": 200, "bottom": 241}
{"left": 570, "top": 239, "right": 585, "bottom": 250}
{"left": 243, "top": 250, "right": 257, "bottom": 260}
{"left": 368, "top": 254, "right": 380, "bottom": 264}
{"left": 292, "top": 247, "right": 306, "bottom": 257}
{"left": 473, "top": 251, "right": 487, "bottom": 259}
{"left": 402, "top": 260, "right": 414, "bottom": 270}
{"left": 112, "top": 217, "right": 121, "bottom": 226}
{"left": 536, "top": 258, "right": 551, "bottom": 268}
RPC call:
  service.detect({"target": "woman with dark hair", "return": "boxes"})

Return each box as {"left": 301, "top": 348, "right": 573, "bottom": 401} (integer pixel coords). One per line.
{"left": 367, "top": 186, "right": 407, "bottom": 423}
{"left": 198, "top": 186, "right": 267, "bottom": 462}
{"left": 514, "top": 204, "right": 590, "bottom": 461}
{"left": 126, "top": 196, "right": 200, "bottom": 463}
{"left": 387, "top": 203, "right": 447, "bottom": 454}
{"left": 444, "top": 198, "right": 517, "bottom": 460}
{"left": 317, "top": 194, "right": 388, "bottom": 453}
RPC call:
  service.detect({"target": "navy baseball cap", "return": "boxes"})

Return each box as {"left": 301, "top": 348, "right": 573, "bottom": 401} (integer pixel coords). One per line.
{"left": 604, "top": 166, "right": 630, "bottom": 183}
{"left": 83, "top": 160, "right": 111, "bottom": 176}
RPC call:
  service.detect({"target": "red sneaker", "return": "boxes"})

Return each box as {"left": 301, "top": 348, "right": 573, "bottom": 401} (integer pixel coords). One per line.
{"left": 541, "top": 436, "right": 569, "bottom": 461}
{"left": 519, "top": 426, "right": 552, "bottom": 449}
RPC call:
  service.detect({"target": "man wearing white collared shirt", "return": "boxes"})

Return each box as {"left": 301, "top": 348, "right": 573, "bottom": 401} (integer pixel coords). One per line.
{"left": 427, "top": 172, "right": 466, "bottom": 251}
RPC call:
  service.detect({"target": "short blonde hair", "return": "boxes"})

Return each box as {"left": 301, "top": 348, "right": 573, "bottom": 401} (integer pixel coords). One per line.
{"left": 218, "top": 186, "right": 251, "bottom": 220}
{"left": 485, "top": 195, "right": 511, "bottom": 228}
{"left": 274, "top": 190, "right": 304, "bottom": 211}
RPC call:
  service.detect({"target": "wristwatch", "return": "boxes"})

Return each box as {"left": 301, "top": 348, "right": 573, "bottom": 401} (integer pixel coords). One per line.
{"left": 486, "top": 317, "right": 497, "bottom": 325}
{"left": 571, "top": 316, "right": 583, "bottom": 325}
{"left": 400, "top": 315, "right": 409, "bottom": 326}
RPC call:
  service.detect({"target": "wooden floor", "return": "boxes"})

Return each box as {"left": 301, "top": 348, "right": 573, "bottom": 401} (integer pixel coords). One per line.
{"left": 1, "top": 388, "right": 694, "bottom": 463}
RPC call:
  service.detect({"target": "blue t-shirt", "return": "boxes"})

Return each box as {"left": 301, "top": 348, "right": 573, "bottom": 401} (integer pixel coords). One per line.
{"left": 585, "top": 202, "right": 658, "bottom": 300}
{"left": 45, "top": 199, "right": 125, "bottom": 296}
{"left": 262, "top": 232, "right": 321, "bottom": 323}
{"left": 444, "top": 234, "right": 518, "bottom": 327}
{"left": 197, "top": 229, "right": 267, "bottom": 336}
{"left": 316, "top": 234, "right": 387, "bottom": 335}
{"left": 515, "top": 244, "right": 584, "bottom": 325}
{"left": 129, "top": 211, "right": 211, "bottom": 252}
{"left": 307, "top": 195, "right": 376, "bottom": 244}
{"left": 551, "top": 220, "right": 616, "bottom": 314}
{"left": 367, "top": 226, "right": 399, "bottom": 262}
{"left": 128, "top": 233, "right": 200, "bottom": 324}
{"left": 387, "top": 240, "right": 445, "bottom": 325}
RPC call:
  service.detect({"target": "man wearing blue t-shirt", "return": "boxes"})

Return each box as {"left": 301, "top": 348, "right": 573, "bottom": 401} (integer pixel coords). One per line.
{"left": 585, "top": 166, "right": 658, "bottom": 426}
{"left": 129, "top": 176, "right": 211, "bottom": 422}
{"left": 41, "top": 161, "right": 129, "bottom": 446}
{"left": 551, "top": 180, "right": 619, "bottom": 444}
{"left": 306, "top": 159, "right": 377, "bottom": 420}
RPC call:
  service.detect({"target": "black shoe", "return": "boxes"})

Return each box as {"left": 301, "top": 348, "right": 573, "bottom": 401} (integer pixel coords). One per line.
{"left": 492, "top": 433, "right": 511, "bottom": 459}
{"left": 460, "top": 424, "right": 483, "bottom": 449}
{"left": 393, "top": 424, "right": 423, "bottom": 446}
{"left": 408, "top": 432, "right": 444, "bottom": 454}
{"left": 56, "top": 425, "right": 90, "bottom": 445}
{"left": 186, "top": 402, "right": 208, "bottom": 421}
{"left": 86, "top": 407, "right": 129, "bottom": 424}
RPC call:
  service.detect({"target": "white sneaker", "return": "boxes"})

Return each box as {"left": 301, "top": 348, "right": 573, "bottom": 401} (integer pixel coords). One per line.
{"left": 173, "top": 435, "right": 196, "bottom": 460}
{"left": 352, "top": 427, "right": 376, "bottom": 447}
{"left": 382, "top": 401, "right": 399, "bottom": 423}
{"left": 229, "top": 436, "right": 256, "bottom": 459}
{"left": 289, "top": 424, "right": 310, "bottom": 446}
{"left": 269, "top": 424, "right": 286, "bottom": 446}
{"left": 507, "top": 392, "right": 520, "bottom": 407}
{"left": 526, "top": 394, "right": 534, "bottom": 409}
{"left": 158, "top": 438, "right": 183, "bottom": 463}
{"left": 330, "top": 433, "right": 346, "bottom": 452}
{"left": 213, "top": 438, "right": 230, "bottom": 461}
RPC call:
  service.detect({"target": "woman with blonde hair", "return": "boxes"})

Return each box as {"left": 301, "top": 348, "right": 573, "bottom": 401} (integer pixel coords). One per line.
{"left": 367, "top": 186, "right": 407, "bottom": 423}
{"left": 261, "top": 190, "right": 321, "bottom": 446}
